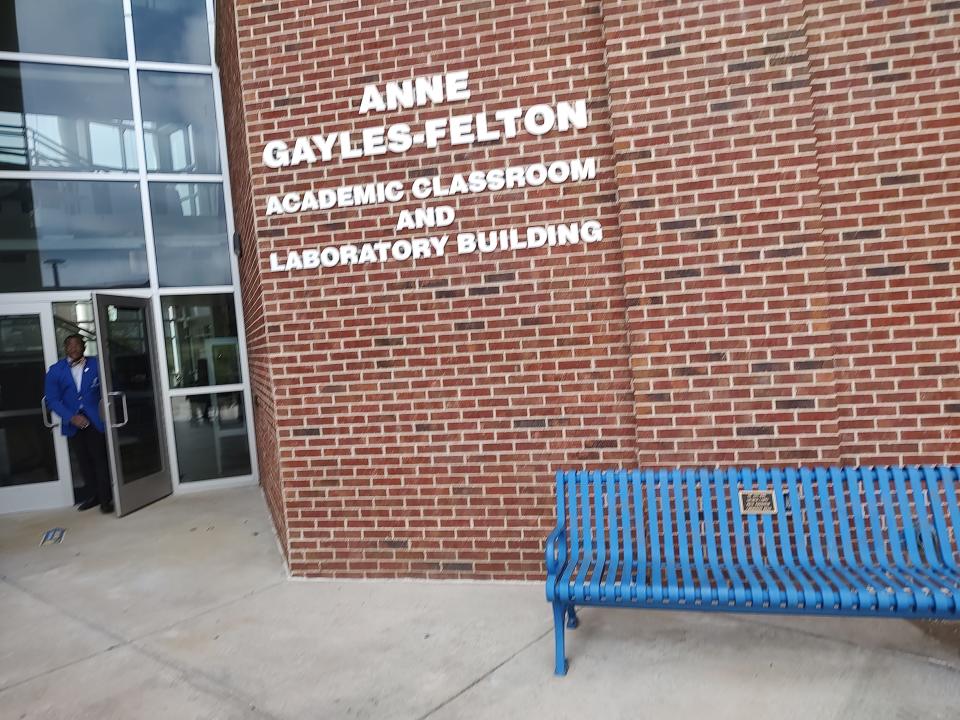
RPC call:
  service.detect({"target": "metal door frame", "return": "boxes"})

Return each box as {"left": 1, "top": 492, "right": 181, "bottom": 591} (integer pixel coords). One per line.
{"left": 92, "top": 292, "right": 172, "bottom": 516}
{"left": 0, "top": 302, "right": 74, "bottom": 512}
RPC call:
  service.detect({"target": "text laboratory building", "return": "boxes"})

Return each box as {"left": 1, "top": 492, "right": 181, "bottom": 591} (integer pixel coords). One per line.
{"left": 1, "top": 0, "right": 958, "bottom": 580}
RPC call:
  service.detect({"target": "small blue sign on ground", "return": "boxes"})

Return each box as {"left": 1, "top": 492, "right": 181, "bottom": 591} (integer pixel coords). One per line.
{"left": 40, "top": 528, "right": 66, "bottom": 546}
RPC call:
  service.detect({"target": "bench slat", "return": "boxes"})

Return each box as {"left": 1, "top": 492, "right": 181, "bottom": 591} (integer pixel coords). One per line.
{"left": 850, "top": 467, "right": 929, "bottom": 612}
{"left": 618, "top": 470, "right": 633, "bottom": 602}
{"left": 820, "top": 467, "right": 873, "bottom": 610}
{"left": 631, "top": 470, "right": 646, "bottom": 601}
{"left": 742, "top": 468, "right": 783, "bottom": 607}
{"left": 645, "top": 470, "right": 661, "bottom": 602}
{"left": 756, "top": 469, "right": 796, "bottom": 607}
{"left": 604, "top": 470, "right": 616, "bottom": 599}
{"left": 941, "top": 466, "right": 960, "bottom": 570}
{"left": 672, "top": 470, "right": 694, "bottom": 602}
{"left": 905, "top": 467, "right": 951, "bottom": 613}
{"left": 830, "top": 468, "right": 882, "bottom": 610}
{"left": 892, "top": 466, "right": 924, "bottom": 568}
{"left": 731, "top": 468, "right": 766, "bottom": 606}
{"left": 572, "top": 470, "right": 592, "bottom": 601}
{"left": 862, "top": 467, "right": 918, "bottom": 611}
{"left": 786, "top": 468, "right": 831, "bottom": 607}
{"left": 684, "top": 468, "right": 712, "bottom": 603}
{"left": 916, "top": 467, "right": 957, "bottom": 613}
{"left": 715, "top": 468, "right": 749, "bottom": 605}
{"left": 660, "top": 470, "right": 679, "bottom": 603}
{"left": 589, "top": 471, "right": 607, "bottom": 602}
{"left": 847, "top": 467, "right": 901, "bottom": 608}
{"left": 768, "top": 468, "right": 810, "bottom": 607}
{"left": 876, "top": 467, "right": 909, "bottom": 569}
{"left": 556, "top": 470, "right": 578, "bottom": 604}
{"left": 907, "top": 466, "right": 941, "bottom": 569}
{"left": 927, "top": 466, "right": 957, "bottom": 572}
{"left": 701, "top": 470, "right": 731, "bottom": 604}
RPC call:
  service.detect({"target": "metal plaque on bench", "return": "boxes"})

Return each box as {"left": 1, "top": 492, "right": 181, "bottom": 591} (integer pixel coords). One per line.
{"left": 739, "top": 489, "right": 777, "bottom": 515}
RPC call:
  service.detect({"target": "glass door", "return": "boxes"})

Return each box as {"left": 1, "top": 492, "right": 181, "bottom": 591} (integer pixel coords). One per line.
{"left": 92, "top": 294, "right": 171, "bottom": 516}
{"left": 0, "top": 303, "right": 73, "bottom": 513}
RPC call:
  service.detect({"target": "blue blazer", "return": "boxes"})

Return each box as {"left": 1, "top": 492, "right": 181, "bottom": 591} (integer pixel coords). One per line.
{"left": 44, "top": 358, "right": 105, "bottom": 436}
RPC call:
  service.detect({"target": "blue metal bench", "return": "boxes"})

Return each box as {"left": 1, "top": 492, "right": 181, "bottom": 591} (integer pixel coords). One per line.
{"left": 545, "top": 466, "right": 960, "bottom": 675}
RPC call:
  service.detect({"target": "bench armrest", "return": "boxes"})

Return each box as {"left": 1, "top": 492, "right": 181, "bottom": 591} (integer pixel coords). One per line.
{"left": 545, "top": 526, "right": 568, "bottom": 576}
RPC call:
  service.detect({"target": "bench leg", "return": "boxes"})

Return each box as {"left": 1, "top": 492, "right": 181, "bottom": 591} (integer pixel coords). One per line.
{"left": 566, "top": 604, "right": 579, "bottom": 629}
{"left": 552, "top": 602, "right": 569, "bottom": 676}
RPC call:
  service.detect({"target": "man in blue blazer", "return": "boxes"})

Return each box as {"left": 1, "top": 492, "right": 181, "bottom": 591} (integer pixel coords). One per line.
{"left": 45, "top": 334, "right": 114, "bottom": 513}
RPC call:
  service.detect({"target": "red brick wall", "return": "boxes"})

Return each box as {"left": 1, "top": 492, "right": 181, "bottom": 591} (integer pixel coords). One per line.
{"left": 602, "top": 0, "right": 840, "bottom": 466}
{"left": 807, "top": 1, "right": 960, "bottom": 464}
{"left": 216, "top": 0, "right": 287, "bottom": 547}
{"left": 220, "top": 0, "right": 959, "bottom": 579}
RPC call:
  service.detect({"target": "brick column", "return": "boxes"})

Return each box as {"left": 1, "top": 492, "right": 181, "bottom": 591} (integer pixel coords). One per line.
{"left": 600, "top": 0, "right": 841, "bottom": 466}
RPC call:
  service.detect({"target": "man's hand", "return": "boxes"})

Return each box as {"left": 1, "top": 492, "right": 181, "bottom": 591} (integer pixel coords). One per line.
{"left": 70, "top": 415, "right": 90, "bottom": 429}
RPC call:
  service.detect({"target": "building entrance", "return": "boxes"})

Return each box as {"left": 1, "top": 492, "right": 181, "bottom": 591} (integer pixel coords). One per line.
{"left": 0, "top": 294, "right": 173, "bottom": 516}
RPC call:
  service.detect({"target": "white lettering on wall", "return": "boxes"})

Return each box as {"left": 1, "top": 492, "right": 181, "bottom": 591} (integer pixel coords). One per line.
{"left": 262, "top": 71, "right": 609, "bottom": 272}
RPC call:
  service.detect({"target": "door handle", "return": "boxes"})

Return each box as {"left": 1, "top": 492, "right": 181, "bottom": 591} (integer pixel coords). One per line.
{"left": 108, "top": 391, "right": 129, "bottom": 428}
{"left": 40, "top": 396, "right": 58, "bottom": 428}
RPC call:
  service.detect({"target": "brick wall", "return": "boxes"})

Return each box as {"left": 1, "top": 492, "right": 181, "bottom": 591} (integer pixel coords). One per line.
{"left": 807, "top": 1, "right": 960, "bottom": 464}
{"left": 219, "top": 0, "right": 959, "bottom": 579}
{"left": 602, "top": 0, "right": 839, "bottom": 466}
{"left": 216, "top": 0, "right": 287, "bottom": 546}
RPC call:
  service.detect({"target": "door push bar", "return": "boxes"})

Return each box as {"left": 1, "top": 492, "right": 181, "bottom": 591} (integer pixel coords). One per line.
{"left": 40, "top": 396, "right": 58, "bottom": 428}
{"left": 107, "top": 391, "right": 129, "bottom": 428}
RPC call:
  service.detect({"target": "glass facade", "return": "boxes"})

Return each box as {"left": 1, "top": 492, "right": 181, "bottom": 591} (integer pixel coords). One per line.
{"left": 161, "top": 294, "right": 240, "bottom": 388}
{"left": 140, "top": 72, "right": 220, "bottom": 174}
{"left": 0, "top": 62, "right": 137, "bottom": 171}
{"left": 0, "top": 0, "right": 254, "bottom": 493}
{"left": 171, "top": 392, "right": 251, "bottom": 482}
{"left": 150, "top": 182, "right": 231, "bottom": 286}
{"left": 0, "top": 0, "right": 127, "bottom": 60}
{"left": 132, "top": 0, "right": 211, "bottom": 65}
{"left": 0, "top": 179, "right": 148, "bottom": 291}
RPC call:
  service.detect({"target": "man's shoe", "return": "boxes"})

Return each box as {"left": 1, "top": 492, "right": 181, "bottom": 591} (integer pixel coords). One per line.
{"left": 100, "top": 502, "right": 115, "bottom": 514}
{"left": 78, "top": 497, "right": 98, "bottom": 511}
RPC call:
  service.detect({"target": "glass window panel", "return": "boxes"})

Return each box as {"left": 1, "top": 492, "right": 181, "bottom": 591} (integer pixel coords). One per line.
{"left": 140, "top": 72, "right": 219, "bottom": 174}
{"left": 0, "top": 314, "right": 58, "bottom": 487}
{"left": 53, "top": 301, "right": 98, "bottom": 357}
{"left": 171, "top": 392, "right": 251, "bottom": 482}
{"left": 150, "top": 183, "right": 231, "bottom": 286}
{"left": 0, "top": 62, "right": 137, "bottom": 172}
{"left": 0, "top": 179, "right": 149, "bottom": 292}
{"left": 161, "top": 294, "right": 240, "bottom": 389}
{"left": 0, "top": 0, "right": 126, "bottom": 59}
{"left": 132, "top": 0, "right": 210, "bottom": 66}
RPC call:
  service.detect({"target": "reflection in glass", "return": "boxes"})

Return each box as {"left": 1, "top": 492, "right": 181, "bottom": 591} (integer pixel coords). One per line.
{"left": 171, "top": 392, "right": 251, "bottom": 482}
{"left": 132, "top": 0, "right": 210, "bottom": 65}
{"left": 0, "top": 62, "right": 137, "bottom": 172}
{"left": 102, "top": 303, "right": 163, "bottom": 484}
{"left": 0, "top": 180, "right": 148, "bottom": 292}
{"left": 0, "top": 314, "right": 57, "bottom": 487}
{"left": 150, "top": 183, "right": 231, "bottom": 286}
{"left": 53, "top": 301, "right": 97, "bottom": 358}
{"left": 140, "top": 72, "right": 219, "bottom": 174}
{"left": 0, "top": 0, "right": 126, "bottom": 60}
{"left": 161, "top": 295, "right": 240, "bottom": 389}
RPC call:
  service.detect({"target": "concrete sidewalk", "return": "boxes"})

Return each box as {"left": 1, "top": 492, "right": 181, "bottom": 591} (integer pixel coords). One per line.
{"left": 2, "top": 487, "right": 959, "bottom": 720}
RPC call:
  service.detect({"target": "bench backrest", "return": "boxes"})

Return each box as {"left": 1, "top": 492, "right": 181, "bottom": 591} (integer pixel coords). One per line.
{"left": 554, "top": 466, "right": 960, "bottom": 577}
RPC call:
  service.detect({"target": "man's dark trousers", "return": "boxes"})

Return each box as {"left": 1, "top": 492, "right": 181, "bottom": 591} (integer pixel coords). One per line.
{"left": 70, "top": 426, "right": 111, "bottom": 505}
